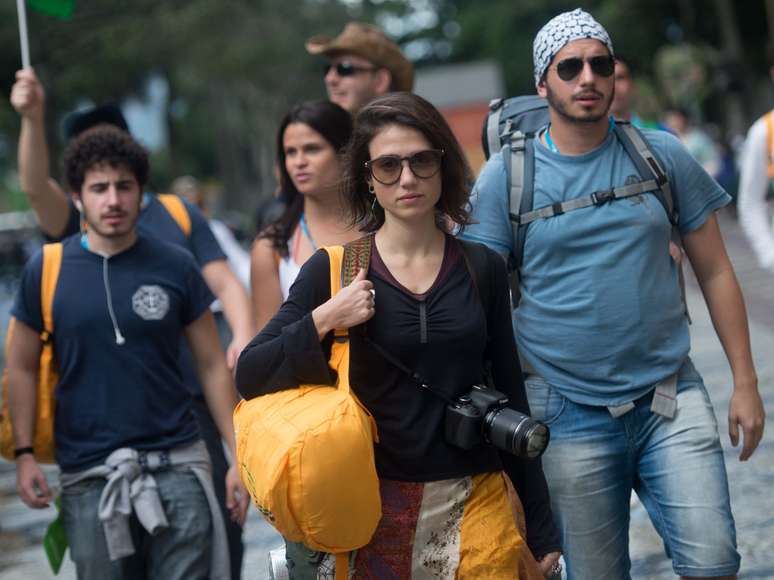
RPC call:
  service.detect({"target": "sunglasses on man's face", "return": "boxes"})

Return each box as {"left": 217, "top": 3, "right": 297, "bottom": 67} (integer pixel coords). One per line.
{"left": 365, "top": 149, "right": 444, "bottom": 186}
{"left": 323, "top": 61, "right": 378, "bottom": 78}
{"left": 553, "top": 55, "right": 615, "bottom": 82}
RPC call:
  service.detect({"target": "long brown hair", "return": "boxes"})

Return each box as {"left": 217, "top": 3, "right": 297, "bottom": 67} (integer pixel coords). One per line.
{"left": 341, "top": 92, "right": 473, "bottom": 233}
{"left": 261, "top": 100, "right": 353, "bottom": 256}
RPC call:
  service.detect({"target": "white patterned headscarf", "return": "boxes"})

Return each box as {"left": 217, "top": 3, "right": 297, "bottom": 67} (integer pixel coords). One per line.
{"left": 533, "top": 8, "right": 614, "bottom": 86}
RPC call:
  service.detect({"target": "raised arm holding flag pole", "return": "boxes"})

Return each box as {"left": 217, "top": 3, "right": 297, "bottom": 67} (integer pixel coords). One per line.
{"left": 15, "top": 0, "right": 75, "bottom": 68}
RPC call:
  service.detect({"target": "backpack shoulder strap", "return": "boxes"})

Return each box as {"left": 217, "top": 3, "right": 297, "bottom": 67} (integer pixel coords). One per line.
{"left": 322, "top": 236, "right": 373, "bottom": 343}
{"left": 341, "top": 236, "right": 373, "bottom": 287}
{"left": 40, "top": 243, "right": 63, "bottom": 340}
{"left": 458, "top": 240, "right": 493, "bottom": 322}
{"left": 157, "top": 194, "right": 192, "bottom": 237}
{"left": 614, "top": 123, "right": 677, "bottom": 225}
{"left": 504, "top": 131, "right": 535, "bottom": 306}
{"left": 485, "top": 98, "right": 505, "bottom": 158}
{"left": 458, "top": 240, "right": 497, "bottom": 381}
{"left": 615, "top": 123, "right": 691, "bottom": 321}
{"left": 766, "top": 111, "right": 774, "bottom": 178}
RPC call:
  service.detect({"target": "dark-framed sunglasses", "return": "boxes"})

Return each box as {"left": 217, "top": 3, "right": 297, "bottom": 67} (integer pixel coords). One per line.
{"left": 553, "top": 55, "right": 615, "bottom": 81}
{"left": 365, "top": 149, "right": 445, "bottom": 186}
{"left": 323, "top": 61, "right": 378, "bottom": 78}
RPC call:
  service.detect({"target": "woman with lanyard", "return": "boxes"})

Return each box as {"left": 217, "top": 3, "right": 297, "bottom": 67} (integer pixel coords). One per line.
{"left": 237, "top": 92, "right": 562, "bottom": 578}
{"left": 250, "top": 100, "right": 358, "bottom": 330}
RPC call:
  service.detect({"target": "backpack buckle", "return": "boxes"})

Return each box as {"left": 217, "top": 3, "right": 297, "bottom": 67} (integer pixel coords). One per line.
{"left": 489, "top": 98, "right": 504, "bottom": 111}
{"left": 591, "top": 189, "right": 615, "bottom": 205}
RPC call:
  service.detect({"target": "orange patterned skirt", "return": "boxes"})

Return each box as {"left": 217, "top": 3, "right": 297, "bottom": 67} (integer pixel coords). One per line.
{"left": 316, "top": 471, "right": 543, "bottom": 579}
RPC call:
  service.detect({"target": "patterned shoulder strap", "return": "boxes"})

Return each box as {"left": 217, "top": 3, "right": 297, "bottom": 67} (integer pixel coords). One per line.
{"left": 341, "top": 235, "right": 373, "bottom": 287}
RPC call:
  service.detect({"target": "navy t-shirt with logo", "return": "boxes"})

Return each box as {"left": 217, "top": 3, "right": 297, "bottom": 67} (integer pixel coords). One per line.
{"left": 12, "top": 234, "right": 215, "bottom": 471}
{"left": 55, "top": 193, "right": 226, "bottom": 397}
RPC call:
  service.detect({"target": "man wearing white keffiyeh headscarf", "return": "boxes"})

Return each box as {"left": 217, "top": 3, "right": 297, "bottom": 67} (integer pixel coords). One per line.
{"left": 532, "top": 8, "right": 614, "bottom": 86}
{"left": 461, "top": 7, "right": 762, "bottom": 580}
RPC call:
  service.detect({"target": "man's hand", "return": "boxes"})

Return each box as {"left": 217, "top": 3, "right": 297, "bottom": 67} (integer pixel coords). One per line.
{"left": 225, "top": 334, "right": 251, "bottom": 370}
{"left": 668, "top": 240, "right": 683, "bottom": 264}
{"left": 729, "top": 386, "right": 765, "bottom": 461}
{"left": 16, "top": 454, "right": 53, "bottom": 508}
{"left": 10, "top": 69, "right": 45, "bottom": 121}
{"left": 225, "top": 464, "right": 249, "bottom": 527}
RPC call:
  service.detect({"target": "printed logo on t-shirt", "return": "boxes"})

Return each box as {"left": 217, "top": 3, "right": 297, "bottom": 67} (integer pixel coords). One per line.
{"left": 625, "top": 174, "right": 645, "bottom": 205}
{"left": 132, "top": 285, "right": 170, "bottom": 320}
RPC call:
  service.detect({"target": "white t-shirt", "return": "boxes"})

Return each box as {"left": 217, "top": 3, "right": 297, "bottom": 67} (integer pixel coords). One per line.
{"left": 738, "top": 112, "right": 774, "bottom": 269}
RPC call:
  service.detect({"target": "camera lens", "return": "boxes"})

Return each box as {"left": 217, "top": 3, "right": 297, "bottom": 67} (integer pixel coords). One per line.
{"left": 484, "top": 408, "right": 550, "bottom": 458}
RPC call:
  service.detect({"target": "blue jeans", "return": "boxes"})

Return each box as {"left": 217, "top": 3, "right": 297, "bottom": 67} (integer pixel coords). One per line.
{"left": 526, "top": 363, "right": 740, "bottom": 579}
{"left": 61, "top": 468, "right": 212, "bottom": 580}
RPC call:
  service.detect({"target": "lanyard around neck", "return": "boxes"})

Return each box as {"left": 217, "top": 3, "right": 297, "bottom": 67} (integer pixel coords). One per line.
{"left": 299, "top": 213, "right": 318, "bottom": 251}
{"left": 544, "top": 116, "right": 616, "bottom": 154}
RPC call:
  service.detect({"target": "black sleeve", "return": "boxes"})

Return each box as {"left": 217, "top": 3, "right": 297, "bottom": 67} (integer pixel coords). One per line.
{"left": 485, "top": 249, "right": 562, "bottom": 559}
{"left": 235, "top": 249, "right": 336, "bottom": 399}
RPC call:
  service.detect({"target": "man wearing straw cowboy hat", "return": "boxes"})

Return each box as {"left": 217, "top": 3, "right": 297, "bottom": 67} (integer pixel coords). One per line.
{"left": 306, "top": 21, "right": 414, "bottom": 114}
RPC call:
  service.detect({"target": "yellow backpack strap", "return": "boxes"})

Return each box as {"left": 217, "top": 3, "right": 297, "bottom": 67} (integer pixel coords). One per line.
{"left": 40, "top": 243, "right": 63, "bottom": 341}
{"left": 766, "top": 112, "right": 774, "bottom": 179}
{"left": 157, "top": 194, "right": 192, "bottom": 237}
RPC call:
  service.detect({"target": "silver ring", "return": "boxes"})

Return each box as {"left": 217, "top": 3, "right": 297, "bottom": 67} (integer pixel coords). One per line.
{"left": 369, "top": 289, "right": 376, "bottom": 298}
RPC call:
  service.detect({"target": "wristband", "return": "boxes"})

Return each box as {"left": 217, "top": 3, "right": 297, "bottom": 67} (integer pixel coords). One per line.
{"left": 14, "top": 446, "right": 34, "bottom": 458}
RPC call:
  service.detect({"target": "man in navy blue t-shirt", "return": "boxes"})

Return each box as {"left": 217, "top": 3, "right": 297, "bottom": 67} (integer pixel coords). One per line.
{"left": 7, "top": 127, "right": 248, "bottom": 580}
{"left": 10, "top": 69, "right": 253, "bottom": 578}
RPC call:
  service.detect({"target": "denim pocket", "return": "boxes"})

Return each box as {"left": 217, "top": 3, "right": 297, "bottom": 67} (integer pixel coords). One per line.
{"left": 524, "top": 376, "right": 565, "bottom": 425}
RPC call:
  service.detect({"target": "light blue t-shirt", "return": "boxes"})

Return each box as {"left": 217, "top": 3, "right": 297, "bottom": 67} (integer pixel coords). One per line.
{"left": 462, "top": 128, "right": 730, "bottom": 406}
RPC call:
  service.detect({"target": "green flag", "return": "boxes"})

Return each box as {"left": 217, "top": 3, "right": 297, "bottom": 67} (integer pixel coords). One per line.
{"left": 28, "top": 0, "right": 74, "bottom": 19}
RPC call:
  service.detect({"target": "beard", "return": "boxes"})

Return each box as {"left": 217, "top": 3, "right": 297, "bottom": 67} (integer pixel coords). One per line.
{"left": 80, "top": 204, "right": 138, "bottom": 239}
{"left": 544, "top": 81, "right": 615, "bottom": 125}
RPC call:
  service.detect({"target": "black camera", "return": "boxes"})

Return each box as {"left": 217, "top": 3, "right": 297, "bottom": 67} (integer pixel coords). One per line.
{"left": 445, "top": 385, "right": 549, "bottom": 459}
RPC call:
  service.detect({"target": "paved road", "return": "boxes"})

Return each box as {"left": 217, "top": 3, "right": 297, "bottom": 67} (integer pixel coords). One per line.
{"left": 1, "top": 212, "right": 772, "bottom": 579}
{"left": 628, "top": 211, "right": 774, "bottom": 579}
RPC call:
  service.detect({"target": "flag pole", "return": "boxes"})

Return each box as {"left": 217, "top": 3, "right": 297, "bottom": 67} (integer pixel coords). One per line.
{"left": 16, "top": 0, "right": 31, "bottom": 69}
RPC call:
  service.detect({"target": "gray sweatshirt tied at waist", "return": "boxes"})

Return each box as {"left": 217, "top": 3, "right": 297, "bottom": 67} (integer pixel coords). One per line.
{"left": 59, "top": 439, "right": 230, "bottom": 580}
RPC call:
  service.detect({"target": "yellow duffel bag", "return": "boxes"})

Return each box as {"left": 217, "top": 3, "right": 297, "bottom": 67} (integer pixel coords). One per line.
{"left": 234, "top": 241, "right": 381, "bottom": 557}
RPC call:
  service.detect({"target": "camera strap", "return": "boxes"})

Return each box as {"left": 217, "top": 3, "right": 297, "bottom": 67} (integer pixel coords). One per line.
{"left": 358, "top": 239, "right": 496, "bottom": 408}
{"left": 362, "top": 333, "right": 458, "bottom": 405}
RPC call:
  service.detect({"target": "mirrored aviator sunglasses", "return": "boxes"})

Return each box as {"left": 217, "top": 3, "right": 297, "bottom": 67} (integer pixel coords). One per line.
{"left": 323, "top": 61, "right": 377, "bottom": 78}
{"left": 555, "top": 55, "right": 615, "bottom": 81}
{"left": 365, "top": 149, "right": 445, "bottom": 186}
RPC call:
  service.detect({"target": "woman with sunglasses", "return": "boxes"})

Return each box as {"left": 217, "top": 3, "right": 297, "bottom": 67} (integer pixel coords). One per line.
{"left": 237, "top": 92, "right": 561, "bottom": 578}
{"left": 250, "top": 100, "right": 359, "bottom": 330}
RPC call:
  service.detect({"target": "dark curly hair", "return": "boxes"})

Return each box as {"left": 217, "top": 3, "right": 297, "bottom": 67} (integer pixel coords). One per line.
{"left": 261, "top": 100, "right": 353, "bottom": 256}
{"left": 341, "top": 92, "right": 473, "bottom": 233}
{"left": 63, "top": 125, "right": 149, "bottom": 193}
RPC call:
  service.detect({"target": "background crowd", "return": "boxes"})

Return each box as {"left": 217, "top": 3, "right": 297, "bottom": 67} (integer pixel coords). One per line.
{"left": 1, "top": 1, "right": 774, "bottom": 579}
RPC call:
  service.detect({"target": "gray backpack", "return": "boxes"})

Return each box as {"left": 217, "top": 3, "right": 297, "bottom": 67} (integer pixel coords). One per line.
{"left": 481, "top": 96, "right": 687, "bottom": 313}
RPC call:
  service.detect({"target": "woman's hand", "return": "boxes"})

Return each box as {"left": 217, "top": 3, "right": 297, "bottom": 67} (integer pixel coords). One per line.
{"left": 536, "top": 551, "right": 562, "bottom": 578}
{"left": 312, "top": 269, "right": 375, "bottom": 338}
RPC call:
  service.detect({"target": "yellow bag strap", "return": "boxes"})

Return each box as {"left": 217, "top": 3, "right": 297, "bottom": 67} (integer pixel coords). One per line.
{"left": 766, "top": 112, "right": 774, "bottom": 179}
{"left": 335, "top": 553, "right": 349, "bottom": 580}
{"left": 322, "top": 239, "right": 378, "bottom": 442}
{"left": 40, "top": 243, "right": 63, "bottom": 341}
{"left": 324, "top": 246, "right": 349, "bottom": 380}
{"left": 157, "top": 194, "right": 192, "bottom": 237}
{"left": 324, "top": 236, "right": 373, "bottom": 345}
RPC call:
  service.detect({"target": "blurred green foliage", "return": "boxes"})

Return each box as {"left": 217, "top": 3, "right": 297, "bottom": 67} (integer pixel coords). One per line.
{"left": 0, "top": 0, "right": 771, "bottom": 216}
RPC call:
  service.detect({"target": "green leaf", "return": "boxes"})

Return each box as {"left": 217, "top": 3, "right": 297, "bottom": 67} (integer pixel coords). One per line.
{"left": 28, "top": 0, "right": 74, "bottom": 19}
{"left": 43, "top": 496, "right": 68, "bottom": 575}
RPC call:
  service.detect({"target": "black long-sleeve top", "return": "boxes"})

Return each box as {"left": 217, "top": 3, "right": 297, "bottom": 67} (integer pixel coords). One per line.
{"left": 236, "top": 236, "right": 560, "bottom": 557}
